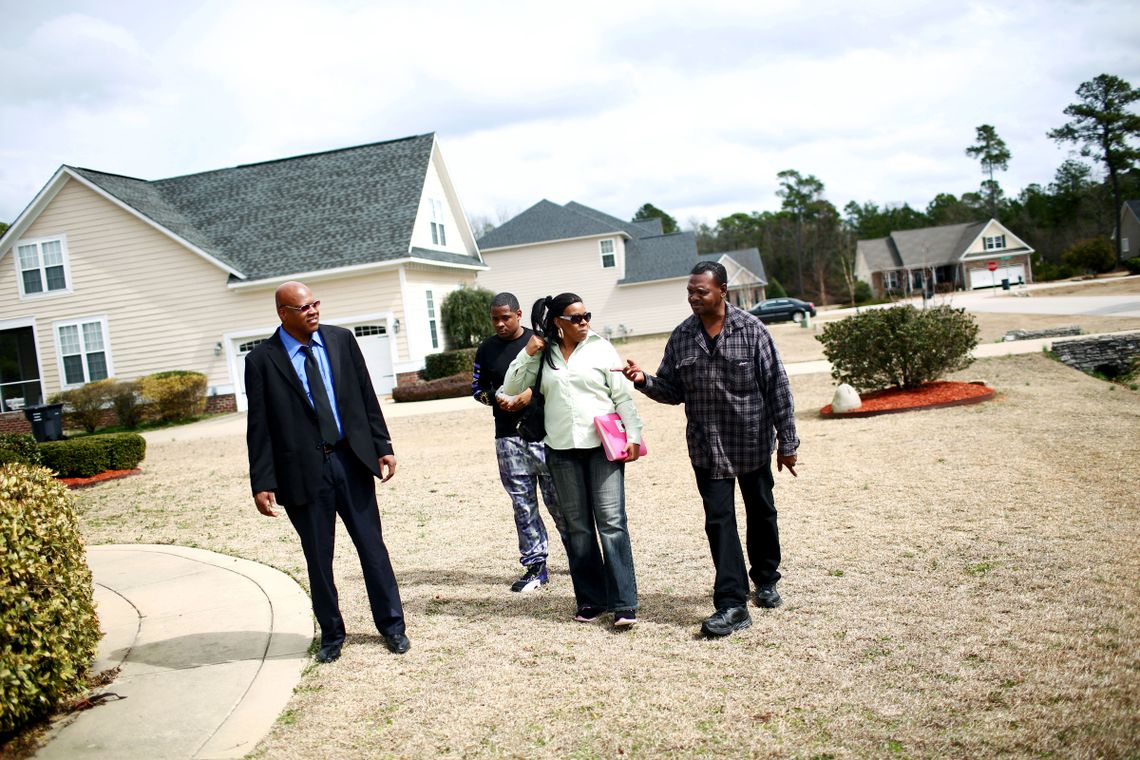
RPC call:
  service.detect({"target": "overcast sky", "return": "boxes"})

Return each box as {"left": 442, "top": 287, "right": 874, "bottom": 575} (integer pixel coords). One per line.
{"left": 2, "top": 0, "right": 1138, "bottom": 231}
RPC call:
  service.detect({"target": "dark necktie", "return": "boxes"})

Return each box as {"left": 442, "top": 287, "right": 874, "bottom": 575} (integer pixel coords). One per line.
{"left": 301, "top": 345, "right": 340, "bottom": 444}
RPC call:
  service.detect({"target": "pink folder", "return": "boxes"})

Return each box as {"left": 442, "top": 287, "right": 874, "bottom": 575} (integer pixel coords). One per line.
{"left": 594, "top": 412, "right": 648, "bottom": 461}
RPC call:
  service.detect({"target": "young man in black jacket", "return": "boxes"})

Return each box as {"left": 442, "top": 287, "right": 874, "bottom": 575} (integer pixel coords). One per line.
{"left": 472, "top": 292, "right": 563, "bottom": 592}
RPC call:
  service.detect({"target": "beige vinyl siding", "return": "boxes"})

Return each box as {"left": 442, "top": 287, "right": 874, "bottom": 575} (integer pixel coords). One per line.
{"left": 5, "top": 178, "right": 405, "bottom": 398}
{"left": 400, "top": 267, "right": 477, "bottom": 356}
{"left": 477, "top": 237, "right": 688, "bottom": 338}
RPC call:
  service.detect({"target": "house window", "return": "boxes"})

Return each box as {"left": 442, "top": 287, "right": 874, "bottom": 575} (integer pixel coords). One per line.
{"left": 0, "top": 326, "right": 43, "bottom": 411}
{"left": 884, "top": 271, "right": 900, "bottom": 290}
{"left": 237, "top": 338, "right": 267, "bottom": 354}
{"left": 426, "top": 290, "right": 439, "bottom": 350}
{"left": 56, "top": 318, "right": 111, "bottom": 387}
{"left": 1123, "top": 238, "right": 1130, "bottom": 253}
{"left": 353, "top": 324, "right": 386, "bottom": 337}
{"left": 16, "top": 237, "right": 70, "bottom": 297}
{"left": 430, "top": 199, "right": 447, "bottom": 247}
{"left": 600, "top": 239, "right": 615, "bottom": 268}
{"left": 983, "top": 235, "right": 1006, "bottom": 250}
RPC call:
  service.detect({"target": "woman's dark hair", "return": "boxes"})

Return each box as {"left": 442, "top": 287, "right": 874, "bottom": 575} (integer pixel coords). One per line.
{"left": 530, "top": 292, "right": 583, "bottom": 369}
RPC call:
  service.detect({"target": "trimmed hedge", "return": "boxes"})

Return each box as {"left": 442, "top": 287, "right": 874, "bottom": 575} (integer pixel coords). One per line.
{"left": 0, "top": 434, "right": 42, "bottom": 467}
{"left": 139, "top": 370, "right": 207, "bottom": 422}
{"left": 0, "top": 464, "right": 100, "bottom": 736}
{"left": 392, "top": 373, "right": 473, "bottom": 403}
{"left": 38, "top": 433, "right": 146, "bottom": 478}
{"left": 817, "top": 304, "right": 980, "bottom": 391}
{"left": 421, "top": 349, "right": 477, "bottom": 382}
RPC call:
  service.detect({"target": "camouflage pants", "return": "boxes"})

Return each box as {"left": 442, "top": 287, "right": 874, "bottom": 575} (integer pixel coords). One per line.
{"left": 495, "top": 435, "right": 564, "bottom": 567}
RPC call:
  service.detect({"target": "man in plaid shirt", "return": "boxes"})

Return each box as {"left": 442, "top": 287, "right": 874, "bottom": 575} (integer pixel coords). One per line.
{"left": 623, "top": 261, "right": 799, "bottom": 638}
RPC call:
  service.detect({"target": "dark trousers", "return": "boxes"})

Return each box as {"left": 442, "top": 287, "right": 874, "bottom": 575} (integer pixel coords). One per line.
{"left": 693, "top": 464, "right": 781, "bottom": 610}
{"left": 285, "top": 445, "right": 405, "bottom": 646}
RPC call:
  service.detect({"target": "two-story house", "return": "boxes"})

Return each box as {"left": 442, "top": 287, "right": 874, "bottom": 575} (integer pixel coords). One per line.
{"left": 0, "top": 133, "right": 485, "bottom": 428}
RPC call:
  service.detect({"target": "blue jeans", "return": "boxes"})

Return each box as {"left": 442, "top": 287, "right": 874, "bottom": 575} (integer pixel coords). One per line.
{"left": 544, "top": 446, "right": 637, "bottom": 611}
{"left": 495, "top": 436, "right": 564, "bottom": 566}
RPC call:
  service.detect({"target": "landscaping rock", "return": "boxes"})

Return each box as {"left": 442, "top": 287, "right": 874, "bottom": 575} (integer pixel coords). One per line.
{"left": 830, "top": 383, "right": 862, "bottom": 413}
{"left": 1003, "top": 325, "right": 1082, "bottom": 341}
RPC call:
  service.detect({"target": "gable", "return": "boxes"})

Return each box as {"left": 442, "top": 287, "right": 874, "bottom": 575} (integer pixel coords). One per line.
{"left": 960, "top": 219, "right": 1033, "bottom": 259}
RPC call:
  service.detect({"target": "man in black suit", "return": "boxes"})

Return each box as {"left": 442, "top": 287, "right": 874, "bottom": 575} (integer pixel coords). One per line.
{"left": 246, "top": 281, "right": 409, "bottom": 662}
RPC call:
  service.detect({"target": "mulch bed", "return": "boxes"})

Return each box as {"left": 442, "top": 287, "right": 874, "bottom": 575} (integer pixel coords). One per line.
{"left": 819, "top": 381, "right": 995, "bottom": 418}
{"left": 58, "top": 468, "right": 142, "bottom": 489}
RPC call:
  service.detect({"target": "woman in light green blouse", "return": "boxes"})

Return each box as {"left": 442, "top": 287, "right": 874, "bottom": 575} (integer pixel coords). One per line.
{"left": 504, "top": 292, "right": 643, "bottom": 628}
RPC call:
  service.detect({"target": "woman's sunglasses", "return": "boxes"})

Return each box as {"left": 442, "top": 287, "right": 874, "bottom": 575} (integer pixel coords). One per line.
{"left": 557, "top": 313, "right": 592, "bottom": 325}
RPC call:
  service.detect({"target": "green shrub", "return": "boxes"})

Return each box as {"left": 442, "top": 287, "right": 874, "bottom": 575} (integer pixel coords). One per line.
{"left": 0, "top": 464, "right": 100, "bottom": 736}
{"left": 440, "top": 286, "right": 495, "bottom": 349}
{"left": 1124, "top": 256, "right": 1140, "bottom": 275}
{"left": 766, "top": 278, "right": 787, "bottom": 299}
{"left": 0, "top": 434, "right": 42, "bottom": 467}
{"left": 817, "top": 304, "right": 980, "bottom": 391}
{"left": 88, "top": 434, "right": 146, "bottom": 470}
{"left": 1061, "top": 237, "right": 1115, "bottom": 275}
{"left": 52, "top": 379, "right": 116, "bottom": 434}
{"left": 392, "top": 373, "right": 473, "bottom": 402}
{"left": 853, "top": 280, "right": 873, "bottom": 304}
{"left": 109, "top": 380, "right": 144, "bottom": 429}
{"left": 421, "top": 348, "right": 477, "bottom": 382}
{"left": 139, "top": 371, "right": 207, "bottom": 422}
{"left": 37, "top": 439, "right": 109, "bottom": 478}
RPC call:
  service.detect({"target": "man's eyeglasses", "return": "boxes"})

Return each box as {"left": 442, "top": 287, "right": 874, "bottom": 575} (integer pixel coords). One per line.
{"left": 557, "top": 312, "right": 591, "bottom": 325}
{"left": 280, "top": 300, "right": 320, "bottom": 313}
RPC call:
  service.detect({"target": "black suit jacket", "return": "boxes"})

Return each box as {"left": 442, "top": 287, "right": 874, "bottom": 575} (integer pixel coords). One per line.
{"left": 246, "top": 325, "right": 394, "bottom": 506}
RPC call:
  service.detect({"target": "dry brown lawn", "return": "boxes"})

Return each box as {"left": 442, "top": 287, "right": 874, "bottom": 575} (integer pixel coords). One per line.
{"left": 1033, "top": 276, "right": 1140, "bottom": 298}
{"left": 76, "top": 320, "right": 1140, "bottom": 759}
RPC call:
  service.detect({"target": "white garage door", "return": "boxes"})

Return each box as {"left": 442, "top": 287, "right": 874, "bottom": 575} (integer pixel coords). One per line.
{"left": 970, "top": 265, "right": 1026, "bottom": 290}
{"left": 352, "top": 324, "right": 395, "bottom": 395}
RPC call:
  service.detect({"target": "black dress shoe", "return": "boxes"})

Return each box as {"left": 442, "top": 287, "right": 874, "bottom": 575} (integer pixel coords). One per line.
{"left": 753, "top": 583, "right": 783, "bottom": 608}
{"left": 315, "top": 643, "right": 342, "bottom": 663}
{"left": 383, "top": 633, "right": 411, "bottom": 654}
{"left": 701, "top": 606, "right": 752, "bottom": 637}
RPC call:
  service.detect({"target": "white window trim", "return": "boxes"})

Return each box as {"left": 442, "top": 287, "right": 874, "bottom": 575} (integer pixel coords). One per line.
{"left": 599, "top": 238, "right": 616, "bottom": 268}
{"left": 425, "top": 289, "right": 439, "bottom": 350}
{"left": 15, "top": 234, "right": 74, "bottom": 300}
{"left": 430, "top": 198, "right": 447, "bottom": 248}
{"left": 53, "top": 315, "right": 114, "bottom": 389}
{"left": 1123, "top": 237, "right": 1130, "bottom": 253}
{"left": 983, "top": 234, "right": 1006, "bottom": 251}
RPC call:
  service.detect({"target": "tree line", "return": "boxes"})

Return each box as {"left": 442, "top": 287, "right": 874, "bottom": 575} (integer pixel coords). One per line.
{"left": 649, "top": 73, "right": 1139, "bottom": 304}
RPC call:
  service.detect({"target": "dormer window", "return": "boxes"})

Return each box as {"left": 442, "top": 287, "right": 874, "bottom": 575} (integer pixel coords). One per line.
{"left": 600, "top": 239, "right": 616, "bottom": 268}
{"left": 983, "top": 234, "right": 1006, "bottom": 250}
{"left": 430, "top": 199, "right": 447, "bottom": 246}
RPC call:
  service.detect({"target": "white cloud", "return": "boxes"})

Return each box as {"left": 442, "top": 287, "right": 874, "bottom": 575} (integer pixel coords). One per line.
{"left": 1, "top": 0, "right": 1138, "bottom": 232}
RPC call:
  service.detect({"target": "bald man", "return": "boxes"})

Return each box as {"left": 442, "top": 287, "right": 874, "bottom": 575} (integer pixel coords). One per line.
{"left": 245, "top": 281, "right": 408, "bottom": 661}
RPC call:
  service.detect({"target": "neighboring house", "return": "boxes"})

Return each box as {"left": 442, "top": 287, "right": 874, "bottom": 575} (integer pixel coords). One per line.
{"left": 1114, "top": 200, "right": 1140, "bottom": 260}
{"left": 0, "top": 133, "right": 485, "bottom": 428}
{"left": 475, "top": 200, "right": 766, "bottom": 337}
{"left": 855, "top": 219, "right": 1034, "bottom": 297}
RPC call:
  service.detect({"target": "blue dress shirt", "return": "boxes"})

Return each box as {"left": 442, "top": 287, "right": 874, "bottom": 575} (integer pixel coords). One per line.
{"left": 277, "top": 327, "right": 344, "bottom": 438}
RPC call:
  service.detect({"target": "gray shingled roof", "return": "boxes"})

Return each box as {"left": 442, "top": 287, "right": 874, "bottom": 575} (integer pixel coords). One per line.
{"left": 70, "top": 133, "right": 474, "bottom": 281}
{"left": 718, "top": 248, "right": 768, "bottom": 285}
{"left": 476, "top": 200, "right": 622, "bottom": 249}
{"left": 889, "top": 221, "right": 987, "bottom": 267}
{"left": 1126, "top": 199, "right": 1140, "bottom": 220}
{"left": 856, "top": 237, "right": 902, "bottom": 271}
{"left": 620, "top": 232, "right": 701, "bottom": 283}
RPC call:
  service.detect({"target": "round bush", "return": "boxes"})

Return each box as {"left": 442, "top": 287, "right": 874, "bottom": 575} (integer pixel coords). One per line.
{"left": 817, "top": 304, "right": 980, "bottom": 391}
{"left": 0, "top": 464, "right": 100, "bottom": 736}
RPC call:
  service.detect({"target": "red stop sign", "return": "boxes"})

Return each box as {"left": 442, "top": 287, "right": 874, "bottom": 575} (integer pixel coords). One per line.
{"left": 987, "top": 261, "right": 998, "bottom": 272}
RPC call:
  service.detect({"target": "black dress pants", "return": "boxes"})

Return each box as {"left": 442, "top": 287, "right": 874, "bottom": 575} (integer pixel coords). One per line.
{"left": 285, "top": 444, "right": 405, "bottom": 646}
{"left": 693, "top": 464, "right": 781, "bottom": 610}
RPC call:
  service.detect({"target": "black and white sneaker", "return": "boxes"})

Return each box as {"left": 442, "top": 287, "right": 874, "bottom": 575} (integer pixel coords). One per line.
{"left": 511, "top": 563, "right": 549, "bottom": 593}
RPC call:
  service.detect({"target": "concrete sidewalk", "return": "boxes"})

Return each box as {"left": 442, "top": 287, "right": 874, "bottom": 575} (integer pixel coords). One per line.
{"left": 36, "top": 545, "right": 312, "bottom": 759}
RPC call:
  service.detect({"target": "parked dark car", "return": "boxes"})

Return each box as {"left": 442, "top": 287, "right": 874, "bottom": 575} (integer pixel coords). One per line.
{"left": 748, "top": 297, "right": 817, "bottom": 323}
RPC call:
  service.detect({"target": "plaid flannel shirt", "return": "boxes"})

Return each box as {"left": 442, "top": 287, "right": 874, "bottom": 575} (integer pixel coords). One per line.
{"left": 640, "top": 303, "right": 799, "bottom": 479}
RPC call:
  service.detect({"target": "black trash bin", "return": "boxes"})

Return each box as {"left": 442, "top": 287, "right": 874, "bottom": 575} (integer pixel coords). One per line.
{"left": 1001, "top": 278, "right": 1010, "bottom": 291}
{"left": 23, "top": 403, "right": 64, "bottom": 442}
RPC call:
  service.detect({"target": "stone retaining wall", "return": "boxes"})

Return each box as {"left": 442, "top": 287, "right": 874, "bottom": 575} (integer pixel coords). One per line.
{"left": 1052, "top": 332, "right": 1140, "bottom": 376}
{"left": 1003, "top": 325, "right": 1081, "bottom": 342}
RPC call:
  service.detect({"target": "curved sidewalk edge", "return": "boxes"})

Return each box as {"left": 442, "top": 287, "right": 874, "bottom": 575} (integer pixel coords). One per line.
{"left": 37, "top": 544, "right": 313, "bottom": 760}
